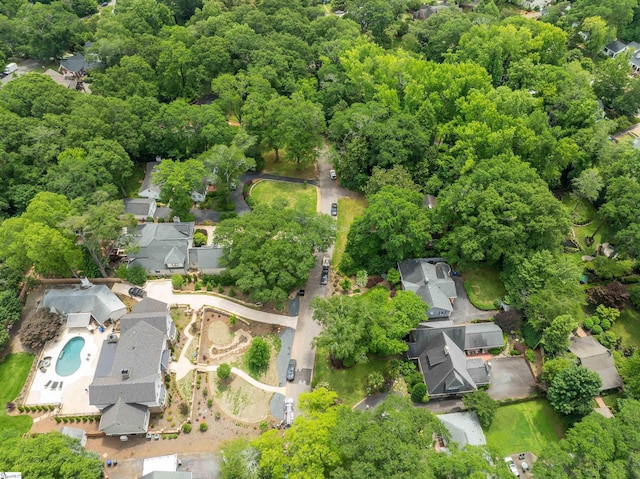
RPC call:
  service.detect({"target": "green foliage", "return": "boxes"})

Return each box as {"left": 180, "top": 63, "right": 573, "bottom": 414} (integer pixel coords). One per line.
{"left": 199, "top": 421, "right": 208, "bottom": 432}
{"left": 247, "top": 338, "right": 271, "bottom": 375}
{"left": 340, "top": 278, "right": 352, "bottom": 292}
{"left": 386, "top": 268, "right": 401, "bottom": 286}
{"left": 622, "top": 351, "right": 640, "bottom": 399}
{"left": 541, "top": 356, "right": 575, "bottom": 385}
{"left": 526, "top": 348, "right": 536, "bottom": 363}
{"left": 172, "top": 274, "right": 185, "bottom": 290}
{"left": 462, "top": 390, "right": 498, "bottom": 428}
{"left": 355, "top": 270, "right": 368, "bottom": 288}
{"left": 547, "top": 366, "right": 602, "bottom": 416}
{"left": 366, "top": 371, "right": 385, "bottom": 395}
{"left": 217, "top": 363, "right": 231, "bottom": 380}
{"left": 588, "top": 256, "right": 634, "bottom": 280}
{"left": 542, "top": 314, "right": 578, "bottom": 355}
{"left": 411, "top": 382, "right": 428, "bottom": 403}
{"left": 596, "top": 331, "right": 619, "bottom": 349}
{"left": 117, "top": 265, "right": 147, "bottom": 286}
{"left": 193, "top": 232, "right": 207, "bottom": 247}
{"left": 523, "top": 321, "right": 543, "bottom": 348}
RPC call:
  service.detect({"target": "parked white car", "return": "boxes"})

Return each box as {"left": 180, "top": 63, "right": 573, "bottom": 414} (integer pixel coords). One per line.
{"left": 504, "top": 457, "right": 519, "bottom": 477}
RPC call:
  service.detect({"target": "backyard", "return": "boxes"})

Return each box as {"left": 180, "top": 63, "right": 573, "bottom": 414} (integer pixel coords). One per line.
{"left": 561, "top": 195, "right": 612, "bottom": 256}
{"left": 485, "top": 399, "right": 565, "bottom": 457}
{"left": 462, "top": 265, "right": 506, "bottom": 310}
{"left": 261, "top": 150, "right": 316, "bottom": 180}
{"left": 250, "top": 180, "right": 317, "bottom": 214}
{"left": 611, "top": 304, "right": 640, "bottom": 348}
{"left": 313, "top": 347, "right": 390, "bottom": 407}
{"left": 0, "top": 353, "right": 35, "bottom": 435}
{"left": 332, "top": 197, "right": 367, "bottom": 268}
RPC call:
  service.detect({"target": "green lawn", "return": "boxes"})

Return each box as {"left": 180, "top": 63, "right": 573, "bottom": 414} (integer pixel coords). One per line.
{"left": 612, "top": 305, "right": 640, "bottom": 348}
{"left": 561, "top": 195, "right": 612, "bottom": 257}
{"left": 462, "top": 265, "right": 506, "bottom": 310}
{"left": 485, "top": 399, "right": 565, "bottom": 456}
{"left": 261, "top": 150, "right": 316, "bottom": 180}
{"left": 0, "top": 353, "right": 35, "bottom": 435}
{"left": 332, "top": 197, "right": 367, "bottom": 269}
{"left": 313, "top": 347, "right": 389, "bottom": 407}
{"left": 122, "top": 162, "right": 147, "bottom": 198}
{"left": 250, "top": 180, "right": 317, "bottom": 214}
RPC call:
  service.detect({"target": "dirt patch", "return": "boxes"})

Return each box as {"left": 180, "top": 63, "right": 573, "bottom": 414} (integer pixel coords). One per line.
{"left": 208, "top": 320, "right": 234, "bottom": 345}
{"left": 115, "top": 293, "right": 137, "bottom": 312}
{"left": 212, "top": 375, "right": 273, "bottom": 423}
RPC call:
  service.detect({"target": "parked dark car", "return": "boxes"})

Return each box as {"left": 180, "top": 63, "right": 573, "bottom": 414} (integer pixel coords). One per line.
{"left": 287, "top": 359, "right": 297, "bottom": 381}
{"left": 331, "top": 203, "right": 338, "bottom": 216}
{"left": 128, "top": 287, "right": 146, "bottom": 298}
{"left": 321, "top": 271, "right": 328, "bottom": 285}
{"left": 297, "top": 289, "right": 305, "bottom": 296}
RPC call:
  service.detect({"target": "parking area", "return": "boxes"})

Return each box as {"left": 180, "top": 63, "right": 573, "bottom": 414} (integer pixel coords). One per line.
{"left": 106, "top": 452, "right": 221, "bottom": 479}
{"left": 487, "top": 357, "right": 536, "bottom": 401}
{"left": 507, "top": 452, "right": 537, "bottom": 479}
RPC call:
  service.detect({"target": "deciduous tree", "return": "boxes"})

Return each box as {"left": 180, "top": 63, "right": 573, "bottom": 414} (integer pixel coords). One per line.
{"left": 547, "top": 365, "right": 602, "bottom": 416}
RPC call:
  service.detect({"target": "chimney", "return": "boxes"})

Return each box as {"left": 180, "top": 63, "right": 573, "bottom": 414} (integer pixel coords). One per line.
{"left": 121, "top": 369, "right": 130, "bottom": 380}
{"left": 443, "top": 345, "right": 449, "bottom": 355}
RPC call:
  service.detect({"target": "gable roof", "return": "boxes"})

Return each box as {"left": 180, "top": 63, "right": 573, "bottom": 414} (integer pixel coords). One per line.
{"left": 124, "top": 199, "right": 156, "bottom": 217}
{"left": 39, "top": 285, "right": 126, "bottom": 325}
{"left": 464, "top": 323, "right": 504, "bottom": 350}
{"left": 60, "top": 52, "right": 101, "bottom": 73}
{"left": 188, "top": 246, "right": 223, "bottom": 271}
{"left": 605, "top": 40, "right": 628, "bottom": 53}
{"left": 568, "top": 336, "right": 623, "bottom": 390}
{"left": 128, "top": 222, "right": 194, "bottom": 273}
{"left": 99, "top": 398, "right": 150, "bottom": 435}
{"left": 438, "top": 412, "right": 486, "bottom": 448}
{"left": 398, "top": 259, "right": 457, "bottom": 317}
{"left": 408, "top": 322, "right": 503, "bottom": 358}
{"left": 139, "top": 162, "right": 162, "bottom": 198}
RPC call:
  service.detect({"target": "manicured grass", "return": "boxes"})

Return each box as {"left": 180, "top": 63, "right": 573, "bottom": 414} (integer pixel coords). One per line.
{"left": 599, "top": 391, "right": 624, "bottom": 412}
{"left": 332, "top": 197, "right": 367, "bottom": 269}
{"left": 612, "top": 305, "right": 640, "bottom": 348}
{"left": 313, "top": 347, "right": 390, "bottom": 407}
{"left": 561, "top": 195, "right": 612, "bottom": 257}
{"left": 0, "top": 353, "right": 35, "bottom": 435}
{"left": 250, "top": 180, "right": 317, "bottom": 214}
{"left": 485, "top": 399, "right": 565, "bottom": 457}
{"left": 261, "top": 150, "right": 316, "bottom": 180}
{"left": 122, "top": 162, "right": 147, "bottom": 198}
{"left": 462, "top": 265, "right": 506, "bottom": 310}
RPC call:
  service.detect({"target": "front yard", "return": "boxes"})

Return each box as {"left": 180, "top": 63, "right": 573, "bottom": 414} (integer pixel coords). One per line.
{"left": 485, "top": 399, "right": 565, "bottom": 457}
{"left": 261, "top": 150, "right": 316, "bottom": 180}
{"left": 0, "top": 353, "right": 35, "bottom": 435}
{"left": 462, "top": 265, "right": 506, "bottom": 310}
{"left": 332, "top": 197, "right": 367, "bottom": 269}
{"left": 250, "top": 180, "right": 317, "bottom": 214}
{"left": 611, "top": 304, "right": 640, "bottom": 348}
{"left": 313, "top": 347, "right": 390, "bottom": 407}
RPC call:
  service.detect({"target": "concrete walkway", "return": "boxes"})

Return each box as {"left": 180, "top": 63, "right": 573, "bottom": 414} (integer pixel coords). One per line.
{"left": 203, "top": 365, "right": 286, "bottom": 394}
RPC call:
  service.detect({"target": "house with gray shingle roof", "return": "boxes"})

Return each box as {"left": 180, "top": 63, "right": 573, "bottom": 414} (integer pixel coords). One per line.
{"left": 59, "top": 42, "right": 102, "bottom": 78}
{"left": 438, "top": 412, "right": 486, "bottom": 449}
{"left": 604, "top": 40, "right": 629, "bottom": 58}
{"left": 126, "top": 222, "right": 223, "bottom": 275}
{"left": 407, "top": 322, "right": 502, "bottom": 398}
{"left": 568, "top": 336, "right": 623, "bottom": 391}
{"left": 89, "top": 298, "right": 174, "bottom": 436}
{"left": 398, "top": 259, "right": 457, "bottom": 319}
{"left": 124, "top": 199, "right": 157, "bottom": 221}
{"left": 39, "top": 285, "right": 126, "bottom": 326}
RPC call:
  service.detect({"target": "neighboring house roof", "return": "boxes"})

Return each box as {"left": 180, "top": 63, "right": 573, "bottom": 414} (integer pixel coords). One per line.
{"left": 127, "top": 222, "right": 194, "bottom": 273}
{"left": 60, "top": 47, "right": 101, "bottom": 73}
{"left": 438, "top": 412, "right": 486, "bottom": 448}
{"left": 188, "top": 247, "right": 223, "bottom": 272}
{"left": 413, "top": 4, "right": 456, "bottom": 20}
{"left": 139, "top": 162, "right": 162, "bottom": 199}
{"left": 124, "top": 199, "right": 156, "bottom": 218}
{"left": 605, "top": 40, "right": 628, "bottom": 54}
{"left": 141, "top": 455, "right": 192, "bottom": 478}
{"left": 418, "top": 331, "right": 483, "bottom": 397}
{"left": 99, "top": 398, "right": 150, "bottom": 435}
{"left": 398, "top": 259, "right": 457, "bottom": 318}
{"left": 568, "top": 336, "right": 623, "bottom": 390}
{"left": 66, "top": 312, "right": 92, "bottom": 329}
{"left": 39, "top": 285, "right": 126, "bottom": 325}
{"left": 59, "top": 426, "right": 87, "bottom": 447}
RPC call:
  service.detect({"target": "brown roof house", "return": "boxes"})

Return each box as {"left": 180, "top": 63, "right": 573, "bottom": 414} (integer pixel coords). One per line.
{"left": 568, "top": 336, "right": 623, "bottom": 391}
{"left": 89, "top": 298, "right": 176, "bottom": 436}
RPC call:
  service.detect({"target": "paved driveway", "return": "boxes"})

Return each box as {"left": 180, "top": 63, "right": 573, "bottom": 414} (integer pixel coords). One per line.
{"left": 449, "top": 277, "right": 497, "bottom": 325}
{"left": 1, "top": 59, "right": 44, "bottom": 85}
{"left": 487, "top": 357, "right": 536, "bottom": 401}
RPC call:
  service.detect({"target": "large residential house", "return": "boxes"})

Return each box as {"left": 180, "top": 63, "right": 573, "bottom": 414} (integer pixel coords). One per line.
{"left": 568, "top": 336, "right": 623, "bottom": 391}
{"left": 407, "top": 322, "right": 503, "bottom": 398}
{"left": 89, "top": 298, "right": 175, "bottom": 436}
{"left": 125, "top": 221, "right": 223, "bottom": 276}
{"left": 124, "top": 199, "right": 157, "bottom": 221}
{"left": 603, "top": 40, "right": 640, "bottom": 74}
{"left": 398, "top": 259, "right": 458, "bottom": 319}
{"left": 59, "top": 42, "right": 102, "bottom": 78}
{"left": 39, "top": 284, "right": 126, "bottom": 326}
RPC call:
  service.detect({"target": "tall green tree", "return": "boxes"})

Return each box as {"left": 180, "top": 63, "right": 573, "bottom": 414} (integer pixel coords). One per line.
{"left": 200, "top": 143, "right": 255, "bottom": 202}
{"left": 152, "top": 159, "right": 206, "bottom": 219}
{"left": 542, "top": 314, "right": 579, "bottom": 355}
{"left": 547, "top": 365, "right": 602, "bottom": 416}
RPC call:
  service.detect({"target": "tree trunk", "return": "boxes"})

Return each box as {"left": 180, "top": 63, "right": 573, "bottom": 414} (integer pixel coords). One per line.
{"left": 86, "top": 243, "right": 108, "bottom": 278}
{"left": 274, "top": 147, "right": 280, "bottom": 161}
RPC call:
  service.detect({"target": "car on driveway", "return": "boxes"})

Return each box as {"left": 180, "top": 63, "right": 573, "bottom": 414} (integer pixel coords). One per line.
{"left": 287, "top": 359, "right": 297, "bottom": 381}
{"left": 331, "top": 203, "right": 337, "bottom": 216}
{"left": 329, "top": 169, "right": 337, "bottom": 180}
{"left": 504, "top": 457, "right": 519, "bottom": 477}
{"left": 128, "top": 287, "right": 146, "bottom": 298}
{"left": 321, "top": 271, "right": 328, "bottom": 285}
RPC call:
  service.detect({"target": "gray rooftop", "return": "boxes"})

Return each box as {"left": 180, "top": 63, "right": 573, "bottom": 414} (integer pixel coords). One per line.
{"left": 139, "top": 162, "right": 161, "bottom": 197}
{"left": 39, "top": 285, "right": 126, "bottom": 325}
{"left": 398, "top": 259, "right": 457, "bottom": 317}
{"left": 124, "top": 198, "right": 156, "bottom": 217}
{"left": 60, "top": 51, "right": 101, "bottom": 73}
{"left": 568, "top": 336, "right": 623, "bottom": 390}
{"left": 408, "top": 323, "right": 502, "bottom": 359}
{"left": 188, "top": 246, "right": 223, "bottom": 271}
{"left": 132, "top": 297, "right": 169, "bottom": 314}
{"left": 464, "top": 323, "right": 504, "bottom": 350}
{"left": 140, "top": 472, "right": 193, "bottom": 479}
{"left": 438, "top": 412, "right": 486, "bottom": 448}
{"left": 128, "top": 222, "right": 194, "bottom": 274}
{"left": 59, "top": 426, "right": 87, "bottom": 447}
{"left": 605, "top": 40, "right": 628, "bottom": 53}
{"left": 99, "top": 398, "right": 150, "bottom": 435}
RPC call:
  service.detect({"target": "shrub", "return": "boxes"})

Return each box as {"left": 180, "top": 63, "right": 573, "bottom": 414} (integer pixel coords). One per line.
{"left": 207, "top": 399, "right": 213, "bottom": 408}
{"left": 229, "top": 315, "right": 237, "bottom": 325}
{"left": 462, "top": 390, "right": 498, "bottom": 428}
{"left": 247, "top": 337, "right": 271, "bottom": 374}
{"left": 587, "top": 282, "right": 629, "bottom": 309}
{"left": 260, "top": 420, "right": 269, "bottom": 431}
{"left": 526, "top": 349, "right": 536, "bottom": 363}
{"left": 366, "top": 371, "right": 385, "bottom": 394}
{"left": 55, "top": 417, "right": 62, "bottom": 423}
{"left": 510, "top": 349, "right": 522, "bottom": 356}
{"left": 597, "top": 331, "right": 619, "bottom": 349}
{"left": 411, "top": 383, "right": 428, "bottom": 403}
{"left": 387, "top": 268, "right": 401, "bottom": 286}
{"left": 62, "top": 417, "right": 69, "bottom": 423}
{"left": 494, "top": 309, "right": 523, "bottom": 334}
{"left": 630, "top": 286, "right": 640, "bottom": 309}
{"left": 179, "top": 403, "right": 189, "bottom": 416}
{"left": 583, "top": 317, "right": 594, "bottom": 330}
{"left": 215, "top": 411, "right": 221, "bottom": 420}
{"left": 591, "top": 324, "right": 603, "bottom": 334}
{"left": 217, "top": 363, "right": 231, "bottom": 380}
{"left": 220, "top": 212, "right": 238, "bottom": 221}
{"left": 194, "top": 281, "right": 202, "bottom": 290}
{"left": 523, "top": 322, "right": 542, "bottom": 348}
{"left": 146, "top": 216, "right": 154, "bottom": 222}
{"left": 601, "top": 319, "right": 612, "bottom": 330}
{"left": 116, "top": 264, "right": 147, "bottom": 286}
{"left": 489, "top": 348, "right": 503, "bottom": 355}
{"left": 228, "top": 288, "right": 236, "bottom": 297}
{"left": 182, "top": 423, "right": 192, "bottom": 433}
{"left": 218, "top": 285, "right": 224, "bottom": 293}
{"left": 405, "top": 370, "right": 424, "bottom": 390}
{"left": 356, "top": 270, "right": 368, "bottom": 288}
{"left": 340, "top": 278, "right": 352, "bottom": 292}
{"left": 172, "top": 274, "right": 185, "bottom": 290}
{"left": 193, "top": 232, "right": 207, "bottom": 247}
{"left": 158, "top": 217, "right": 165, "bottom": 223}
{"left": 199, "top": 422, "right": 208, "bottom": 432}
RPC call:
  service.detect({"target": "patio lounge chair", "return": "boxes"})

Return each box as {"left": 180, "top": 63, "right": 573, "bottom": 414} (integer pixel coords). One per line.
{"left": 51, "top": 381, "right": 58, "bottom": 390}
{"left": 44, "top": 380, "right": 52, "bottom": 388}
{"left": 58, "top": 382, "right": 63, "bottom": 390}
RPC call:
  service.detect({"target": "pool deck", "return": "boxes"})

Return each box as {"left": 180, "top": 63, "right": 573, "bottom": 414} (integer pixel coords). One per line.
{"left": 26, "top": 328, "right": 107, "bottom": 415}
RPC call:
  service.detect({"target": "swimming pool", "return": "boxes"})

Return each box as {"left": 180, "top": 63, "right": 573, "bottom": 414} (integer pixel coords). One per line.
{"left": 55, "top": 337, "right": 85, "bottom": 377}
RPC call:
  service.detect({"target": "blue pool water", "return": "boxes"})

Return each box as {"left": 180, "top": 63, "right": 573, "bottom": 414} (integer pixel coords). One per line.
{"left": 55, "top": 337, "right": 85, "bottom": 377}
